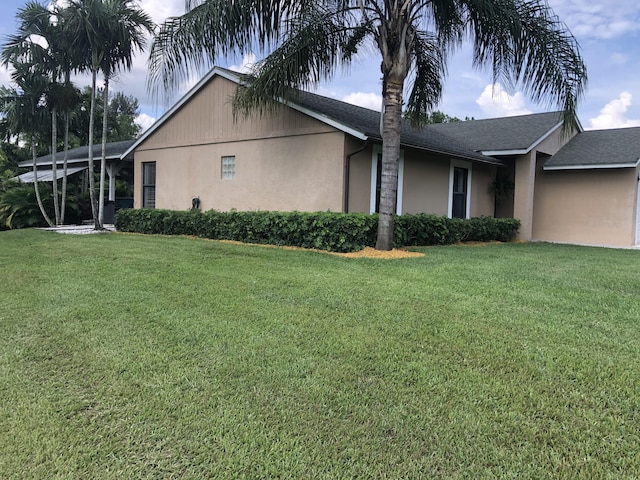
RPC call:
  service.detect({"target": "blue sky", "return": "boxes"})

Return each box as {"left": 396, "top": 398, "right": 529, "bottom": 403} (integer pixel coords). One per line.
{"left": 1, "top": 0, "right": 639, "bottom": 132}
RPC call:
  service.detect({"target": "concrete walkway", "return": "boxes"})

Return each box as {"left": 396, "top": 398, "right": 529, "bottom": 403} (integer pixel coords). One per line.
{"left": 38, "top": 224, "right": 116, "bottom": 234}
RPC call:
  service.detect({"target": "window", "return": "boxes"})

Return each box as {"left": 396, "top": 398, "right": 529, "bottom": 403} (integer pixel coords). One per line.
{"left": 221, "top": 156, "right": 235, "bottom": 179}
{"left": 142, "top": 162, "right": 156, "bottom": 208}
{"left": 448, "top": 160, "right": 472, "bottom": 219}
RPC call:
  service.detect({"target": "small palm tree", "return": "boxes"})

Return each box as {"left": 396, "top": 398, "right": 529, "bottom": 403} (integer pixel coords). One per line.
{"left": 149, "top": 0, "right": 587, "bottom": 250}
{"left": 0, "top": 64, "right": 54, "bottom": 227}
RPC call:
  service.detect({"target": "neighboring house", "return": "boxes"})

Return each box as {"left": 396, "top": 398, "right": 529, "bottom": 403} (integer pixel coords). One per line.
{"left": 17, "top": 140, "right": 136, "bottom": 217}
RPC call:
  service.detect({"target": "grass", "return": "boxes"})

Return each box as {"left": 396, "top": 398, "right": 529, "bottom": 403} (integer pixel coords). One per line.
{"left": 0, "top": 229, "right": 639, "bottom": 479}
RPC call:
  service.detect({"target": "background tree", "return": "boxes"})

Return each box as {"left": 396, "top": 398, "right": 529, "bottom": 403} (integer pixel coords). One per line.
{"left": 70, "top": 88, "right": 142, "bottom": 145}
{"left": 0, "top": 64, "right": 53, "bottom": 226}
{"left": 149, "top": 0, "right": 587, "bottom": 250}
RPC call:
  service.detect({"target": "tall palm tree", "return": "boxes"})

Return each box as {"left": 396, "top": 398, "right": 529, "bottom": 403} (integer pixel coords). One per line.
{"left": 51, "top": 4, "right": 82, "bottom": 225}
{"left": 2, "top": 1, "right": 80, "bottom": 225}
{"left": 96, "top": 0, "right": 153, "bottom": 227}
{"left": 149, "top": 0, "right": 587, "bottom": 250}
{"left": 66, "top": 0, "right": 153, "bottom": 229}
{"left": 65, "top": 0, "right": 108, "bottom": 229}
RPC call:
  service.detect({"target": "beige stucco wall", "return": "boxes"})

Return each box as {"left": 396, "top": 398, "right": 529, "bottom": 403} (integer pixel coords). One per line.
{"left": 344, "top": 138, "right": 370, "bottom": 213}
{"left": 139, "top": 76, "right": 337, "bottom": 149}
{"left": 532, "top": 165, "right": 638, "bottom": 246}
{"left": 470, "top": 162, "right": 497, "bottom": 217}
{"left": 347, "top": 145, "right": 496, "bottom": 217}
{"left": 513, "top": 125, "right": 574, "bottom": 240}
{"left": 402, "top": 151, "right": 450, "bottom": 215}
{"left": 134, "top": 75, "right": 346, "bottom": 212}
{"left": 135, "top": 131, "right": 346, "bottom": 212}
{"left": 134, "top": 73, "right": 497, "bottom": 218}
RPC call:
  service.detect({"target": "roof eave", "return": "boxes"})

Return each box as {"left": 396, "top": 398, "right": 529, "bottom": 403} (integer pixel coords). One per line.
{"left": 397, "top": 141, "right": 503, "bottom": 166}
{"left": 284, "top": 102, "right": 368, "bottom": 140}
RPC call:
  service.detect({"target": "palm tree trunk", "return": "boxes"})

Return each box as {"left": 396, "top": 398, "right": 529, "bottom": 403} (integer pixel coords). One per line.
{"left": 31, "top": 137, "right": 54, "bottom": 227}
{"left": 87, "top": 68, "right": 99, "bottom": 229}
{"left": 375, "top": 79, "right": 403, "bottom": 251}
{"left": 60, "top": 110, "right": 70, "bottom": 224}
{"left": 98, "top": 75, "right": 109, "bottom": 226}
{"left": 51, "top": 106, "right": 60, "bottom": 225}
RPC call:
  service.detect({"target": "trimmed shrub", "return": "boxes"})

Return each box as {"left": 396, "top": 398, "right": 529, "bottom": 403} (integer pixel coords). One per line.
{"left": 115, "top": 209, "right": 520, "bottom": 252}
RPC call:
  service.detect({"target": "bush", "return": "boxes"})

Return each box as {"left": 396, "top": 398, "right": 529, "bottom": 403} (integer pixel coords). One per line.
{"left": 115, "top": 209, "right": 520, "bottom": 252}
{"left": 116, "top": 209, "right": 378, "bottom": 252}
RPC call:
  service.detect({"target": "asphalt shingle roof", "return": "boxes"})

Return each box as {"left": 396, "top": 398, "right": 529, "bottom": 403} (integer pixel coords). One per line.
{"left": 544, "top": 127, "right": 640, "bottom": 169}
{"left": 427, "top": 111, "right": 564, "bottom": 152}
{"left": 291, "top": 90, "right": 500, "bottom": 164}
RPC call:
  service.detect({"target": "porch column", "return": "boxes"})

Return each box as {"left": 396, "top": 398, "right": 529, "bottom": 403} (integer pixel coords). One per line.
{"left": 513, "top": 152, "right": 536, "bottom": 241}
{"left": 107, "top": 162, "right": 116, "bottom": 201}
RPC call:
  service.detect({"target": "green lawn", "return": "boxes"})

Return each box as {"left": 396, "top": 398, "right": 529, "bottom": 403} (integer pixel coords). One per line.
{"left": 1, "top": 229, "right": 639, "bottom": 479}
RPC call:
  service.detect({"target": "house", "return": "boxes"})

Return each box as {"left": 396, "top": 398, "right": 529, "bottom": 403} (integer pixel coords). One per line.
{"left": 76, "top": 67, "right": 640, "bottom": 246}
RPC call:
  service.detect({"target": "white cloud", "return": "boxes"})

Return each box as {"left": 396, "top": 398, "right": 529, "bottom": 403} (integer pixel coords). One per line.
{"left": 341, "top": 92, "right": 382, "bottom": 111}
{"left": 135, "top": 113, "right": 156, "bottom": 133}
{"left": 0, "top": 65, "right": 11, "bottom": 87}
{"left": 475, "top": 83, "right": 532, "bottom": 118}
{"left": 139, "top": 0, "right": 183, "bottom": 24}
{"left": 229, "top": 53, "right": 257, "bottom": 74}
{"left": 610, "top": 53, "right": 630, "bottom": 65}
{"left": 546, "top": 0, "right": 640, "bottom": 39}
{"left": 588, "top": 92, "right": 640, "bottom": 130}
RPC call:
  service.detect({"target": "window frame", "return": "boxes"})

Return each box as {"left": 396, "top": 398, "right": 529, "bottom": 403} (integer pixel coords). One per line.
{"left": 221, "top": 155, "right": 236, "bottom": 180}
{"left": 448, "top": 159, "right": 472, "bottom": 219}
{"left": 142, "top": 161, "right": 156, "bottom": 209}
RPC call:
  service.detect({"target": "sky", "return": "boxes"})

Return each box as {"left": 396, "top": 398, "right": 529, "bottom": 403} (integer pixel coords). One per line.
{"left": 1, "top": 0, "right": 639, "bottom": 133}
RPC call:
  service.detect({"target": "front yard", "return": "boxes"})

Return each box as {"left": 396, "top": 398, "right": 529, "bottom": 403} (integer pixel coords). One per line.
{"left": 0, "top": 229, "right": 638, "bottom": 478}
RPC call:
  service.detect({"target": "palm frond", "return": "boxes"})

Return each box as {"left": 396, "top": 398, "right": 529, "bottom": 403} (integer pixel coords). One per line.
{"left": 148, "top": 0, "right": 346, "bottom": 101}
{"left": 461, "top": 0, "right": 586, "bottom": 132}
{"left": 404, "top": 31, "right": 447, "bottom": 126}
{"left": 232, "top": 4, "right": 365, "bottom": 117}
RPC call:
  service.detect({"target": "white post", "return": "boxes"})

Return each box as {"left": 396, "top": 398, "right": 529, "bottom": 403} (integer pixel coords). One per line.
{"left": 107, "top": 162, "right": 116, "bottom": 202}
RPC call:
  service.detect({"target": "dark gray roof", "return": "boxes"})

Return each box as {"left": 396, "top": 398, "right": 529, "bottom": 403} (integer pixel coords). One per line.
{"left": 428, "top": 111, "right": 564, "bottom": 153}
{"left": 19, "top": 140, "right": 135, "bottom": 168}
{"left": 292, "top": 90, "right": 499, "bottom": 164}
{"left": 544, "top": 127, "right": 640, "bottom": 169}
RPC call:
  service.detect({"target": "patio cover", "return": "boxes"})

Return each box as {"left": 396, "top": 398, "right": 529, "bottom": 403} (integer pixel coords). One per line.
{"left": 15, "top": 166, "right": 88, "bottom": 183}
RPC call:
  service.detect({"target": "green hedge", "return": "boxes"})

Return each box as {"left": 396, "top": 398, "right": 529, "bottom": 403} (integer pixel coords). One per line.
{"left": 115, "top": 209, "right": 520, "bottom": 252}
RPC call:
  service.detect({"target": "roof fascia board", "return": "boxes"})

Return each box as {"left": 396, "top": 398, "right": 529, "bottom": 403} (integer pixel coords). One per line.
{"left": 480, "top": 121, "right": 564, "bottom": 157}
{"left": 398, "top": 142, "right": 502, "bottom": 166}
{"left": 19, "top": 154, "right": 124, "bottom": 168}
{"left": 543, "top": 159, "right": 640, "bottom": 171}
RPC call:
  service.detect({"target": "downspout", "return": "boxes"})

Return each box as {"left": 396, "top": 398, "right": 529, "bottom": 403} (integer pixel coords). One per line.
{"left": 344, "top": 140, "right": 369, "bottom": 213}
